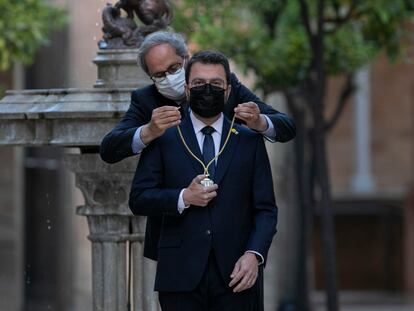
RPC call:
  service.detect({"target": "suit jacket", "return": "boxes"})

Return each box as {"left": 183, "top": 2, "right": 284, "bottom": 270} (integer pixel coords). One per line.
{"left": 100, "top": 73, "right": 296, "bottom": 164}
{"left": 101, "top": 73, "right": 291, "bottom": 262}
{"left": 129, "top": 115, "right": 278, "bottom": 292}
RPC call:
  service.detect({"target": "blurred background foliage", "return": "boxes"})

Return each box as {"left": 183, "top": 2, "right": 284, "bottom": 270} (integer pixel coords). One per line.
{"left": 0, "top": 0, "right": 66, "bottom": 71}
{"left": 173, "top": 0, "right": 414, "bottom": 96}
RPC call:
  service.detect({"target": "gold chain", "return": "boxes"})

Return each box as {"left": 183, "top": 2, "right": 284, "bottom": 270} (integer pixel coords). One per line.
{"left": 176, "top": 115, "right": 236, "bottom": 177}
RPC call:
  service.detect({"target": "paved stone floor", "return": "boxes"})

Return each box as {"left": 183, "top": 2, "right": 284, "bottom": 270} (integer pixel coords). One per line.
{"left": 313, "top": 291, "right": 414, "bottom": 311}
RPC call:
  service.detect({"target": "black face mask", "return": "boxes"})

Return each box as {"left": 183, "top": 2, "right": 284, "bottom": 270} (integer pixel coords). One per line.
{"left": 189, "top": 84, "right": 226, "bottom": 118}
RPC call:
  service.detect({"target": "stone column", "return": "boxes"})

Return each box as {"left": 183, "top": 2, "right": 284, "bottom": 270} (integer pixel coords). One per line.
{"left": 404, "top": 186, "right": 414, "bottom": 298}
{"left": 130, "top": 217, "right": 160, "bottom": 311}
{"left": 263, "top": 93, "right": 299, "bottom": 310}
{"left": 350, "top": 67, "right": 375, "bottom": 193}
{"left": 64, "top": 153, "right": 158, "bottom": 311}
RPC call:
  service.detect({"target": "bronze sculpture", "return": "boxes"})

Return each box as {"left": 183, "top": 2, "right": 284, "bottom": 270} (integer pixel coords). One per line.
{"left": 100, "top": 0, "right": 173, "bottom": 49}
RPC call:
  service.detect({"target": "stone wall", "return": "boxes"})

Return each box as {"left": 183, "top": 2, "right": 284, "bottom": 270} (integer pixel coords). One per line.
{"left": 326, "top": 54, "right": 414, "bottom": 193}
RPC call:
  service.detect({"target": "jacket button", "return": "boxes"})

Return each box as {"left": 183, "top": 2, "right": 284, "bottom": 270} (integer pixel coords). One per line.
{"left": 206, "top": 230, "right": 211, "bottom": 235}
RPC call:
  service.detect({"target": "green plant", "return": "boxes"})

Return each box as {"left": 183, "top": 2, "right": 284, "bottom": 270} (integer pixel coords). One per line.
{"left": 0, "top": 0, "right": 66, "bottom": 71}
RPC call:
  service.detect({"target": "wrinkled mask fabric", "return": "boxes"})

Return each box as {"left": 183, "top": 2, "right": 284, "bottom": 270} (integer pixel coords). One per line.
{"left": 189, "top": 84, "right": 226, "bottom": 118}
{"left": 154, "top": 68, "right": 186, "bottom": 100}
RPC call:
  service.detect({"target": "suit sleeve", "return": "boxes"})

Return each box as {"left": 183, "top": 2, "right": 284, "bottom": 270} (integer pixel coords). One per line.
{"left": 129, "top": 137, "right": 182, "bottom": 217}
{"left": 229, "top": 73, "right": 296, "bottom": 142}
{"left": 100, "top": 91, "right": 152, "bottom": 164}
{"left": 245, "top": 137, "right": 278, "bottom": 265}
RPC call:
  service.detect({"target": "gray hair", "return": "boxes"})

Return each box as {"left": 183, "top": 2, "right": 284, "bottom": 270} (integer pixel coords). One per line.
{"left": 137, "top": 31, "right": 188, "bottom": 75}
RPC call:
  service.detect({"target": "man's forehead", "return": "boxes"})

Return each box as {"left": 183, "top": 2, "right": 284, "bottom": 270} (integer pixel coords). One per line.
{"left": 145, "top": 43, "right": 182, "bottom": 72}
{"left": 189, "top": 63, "right": 226, "bottom": 80}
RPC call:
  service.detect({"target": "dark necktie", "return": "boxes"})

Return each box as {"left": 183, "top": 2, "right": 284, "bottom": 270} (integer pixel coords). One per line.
{"left": 201, "top": 126, "right": 216, "bottom": 179}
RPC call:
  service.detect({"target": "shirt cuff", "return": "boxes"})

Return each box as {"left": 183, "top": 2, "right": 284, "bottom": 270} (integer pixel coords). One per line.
{"left": 177, "top": 189, "right": 190, "bottom": 214}
{"left": 260, "top": 115, "right": 276, "bottom": 140}
{"left": 246, "top": 250, "right": 264, "bottom": 265}
{"left": 131, "top": 126, "right": 147, "bottom": 154}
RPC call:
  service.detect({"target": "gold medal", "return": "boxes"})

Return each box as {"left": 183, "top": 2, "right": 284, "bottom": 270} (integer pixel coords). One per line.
{"left": 177, "top": 115, "right": 236, "bottom": 187}
{"left": 200, "top": 177, "right": 214, "bottom": 187}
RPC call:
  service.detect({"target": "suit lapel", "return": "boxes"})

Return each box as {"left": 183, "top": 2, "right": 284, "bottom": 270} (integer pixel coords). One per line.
{"left": 175, "top": 116, "right": 204, "bottom": 175}
{"left": 214, "top": 117, "right": 240, "bottom": 185}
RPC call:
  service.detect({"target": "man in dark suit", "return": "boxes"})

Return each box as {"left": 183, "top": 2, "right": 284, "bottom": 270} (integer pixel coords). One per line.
{"left": 129, "top": 50, "right": 278, "bottom": 310}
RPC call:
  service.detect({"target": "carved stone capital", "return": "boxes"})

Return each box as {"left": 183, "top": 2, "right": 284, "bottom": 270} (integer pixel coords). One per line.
{"left": 64, "top": 153, "right": 137, "bottom": 213}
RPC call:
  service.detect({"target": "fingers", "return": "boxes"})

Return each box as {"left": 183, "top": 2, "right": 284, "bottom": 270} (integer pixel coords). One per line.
{"left": 203, "top": 184, "right": 218, "bottom": 192}
{"left": 232, "top": 273, "right": 257, "bottom": 292}
{"left": 153, "top": 110, "right": 181, "bottom": 121}
{"left": 193, "top": 174, "right": 208, "bottom": 184}
{"left": 235, "top": 112, "right": 255, "bottom": 123}
{"left": 184, "top": 176, "right": 218, "bottom": 207}
{"left": 229, "top": 253, "right": 259, "bottom": 292}
{"left": 236, "top": 102, "right": 258, "bottom": 110}
{"left": 193, "top": 176, "right": 219, "bottom": 190}
{"left": 234, "top": 102, "right": 260, "bottom": 122}
{"left": 149, "top": 107, "right": 181, "bottom": 133}
{"left": 229, "top": 260, "right": 241, "bottom": 287}
{"left": 234, "top": 102, "right": 259, "bottom": 114}
{"left": 198, "top": 185, "right": 218, "bottom": 206}
{"left": 230, "top": 266, "right": 258, "bottom": 292}
{"left": 152, "top": 107, "right": 181, "bottom": 123}
{"left": 154, "top": 106, "right": 181, "bottom": 114}
{"left": 156, "top": 116, "right": 181, "bottom": 127}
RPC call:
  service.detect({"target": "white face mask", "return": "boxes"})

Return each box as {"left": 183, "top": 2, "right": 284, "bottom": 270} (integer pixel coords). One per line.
{"left": 154, "top": 68, "right": 186, "bottom": 101}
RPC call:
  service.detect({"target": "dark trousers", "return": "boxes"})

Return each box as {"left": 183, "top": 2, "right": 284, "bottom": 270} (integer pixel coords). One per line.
{"left": 158, "top": 251, "right": 258, "bottom": 311}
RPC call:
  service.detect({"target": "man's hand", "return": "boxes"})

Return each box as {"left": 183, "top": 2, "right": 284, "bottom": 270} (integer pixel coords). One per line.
{"left": 229, "top": 252, "right": 259, "bottom": 293}
{"left": 141, "top": 106, "right": 181, "bottom": 144}
{"left": 234, "top": 102, "right": 268, "bottom": 132}
{"left": 183, "top": 175, "right": 218, "bottom": 207}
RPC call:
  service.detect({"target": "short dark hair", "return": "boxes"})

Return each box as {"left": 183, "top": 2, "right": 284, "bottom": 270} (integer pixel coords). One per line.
{"left": 185, "top": 50, "right": 231, "bottom": 84}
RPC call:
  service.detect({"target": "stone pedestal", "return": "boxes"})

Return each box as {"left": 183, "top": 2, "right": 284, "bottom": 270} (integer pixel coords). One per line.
{"left": 93, "top": 49, "right": 151, "bottom": 89}
{"left": 64, "top": 153, "right": 159, "bottom": 311}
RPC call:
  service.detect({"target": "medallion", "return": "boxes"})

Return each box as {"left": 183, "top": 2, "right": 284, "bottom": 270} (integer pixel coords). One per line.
{"left": 200, "top": 177, "right": 214, "bottom": 188}
{"left": 176, "top": 115, "right": 236, "bottom": 187}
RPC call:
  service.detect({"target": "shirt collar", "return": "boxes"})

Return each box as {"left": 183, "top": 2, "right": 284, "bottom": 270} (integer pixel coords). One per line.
{"left": 190, "top": 111, "right": 223, "bottom": 136}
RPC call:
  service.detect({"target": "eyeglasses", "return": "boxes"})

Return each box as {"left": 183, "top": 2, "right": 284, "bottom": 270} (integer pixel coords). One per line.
{"left": 150, "top": 63, "right": 183, "bottom": 83}
{"left": 190, "top": 78, "right": 226, "bottom": 89}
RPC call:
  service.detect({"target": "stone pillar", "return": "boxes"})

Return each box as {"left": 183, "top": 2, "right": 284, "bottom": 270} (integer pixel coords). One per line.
{"left": 263, "top": 93, "right": 299, "bottom": 310}
{"left": 404, "top": 185, "right": 414, "bottom": 298}
{"left": 130, "top": 217, "right": 160, "bottom": 311}
{"left": 0, "top": 147, "right": 24, "bottom": 311}
{"left": 64, "top": 153, "right": 159, "bottom": 311}
{"left": 350, "top": 67, "right": 375, "bottom": 193}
